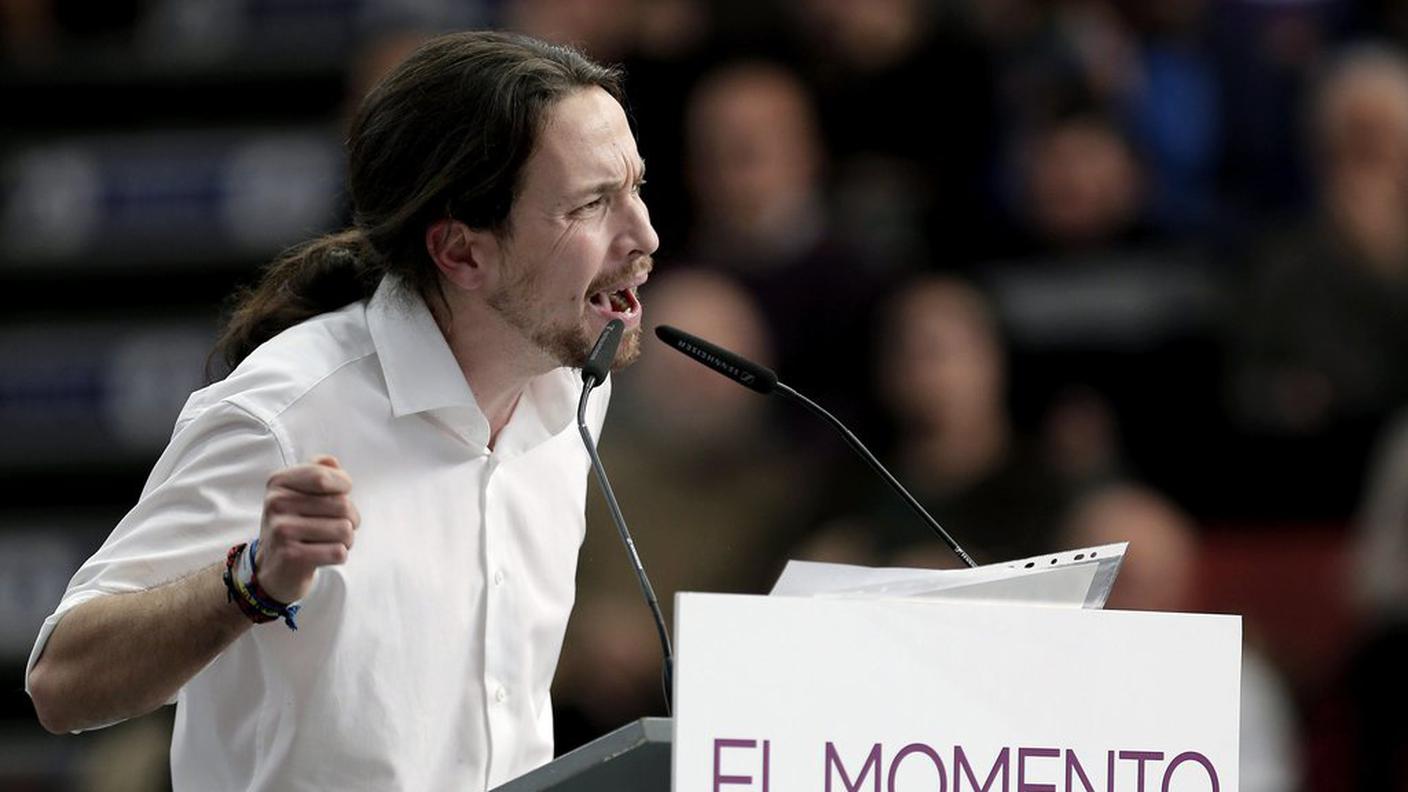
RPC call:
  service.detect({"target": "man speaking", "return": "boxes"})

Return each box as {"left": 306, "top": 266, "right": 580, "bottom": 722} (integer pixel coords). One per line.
{"left": 25, "top": 30, "right": 657, "bottom": 790}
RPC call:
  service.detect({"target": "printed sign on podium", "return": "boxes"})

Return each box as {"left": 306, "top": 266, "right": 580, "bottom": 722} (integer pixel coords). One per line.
{"left": 672, "top": 593, "right": 1240, "bottom": 792}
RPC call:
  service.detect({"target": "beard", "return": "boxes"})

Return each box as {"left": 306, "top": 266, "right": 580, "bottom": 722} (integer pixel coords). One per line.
{"left": 486, "top": 256, "right": 649, "bottom": 371}
{"left": 612, "top": 327, "right": 642, "bottom": 370}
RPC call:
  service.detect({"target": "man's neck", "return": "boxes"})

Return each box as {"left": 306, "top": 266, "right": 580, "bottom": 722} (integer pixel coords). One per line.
{"left": 430, "top": 294, "right": 554, "bottom": 449}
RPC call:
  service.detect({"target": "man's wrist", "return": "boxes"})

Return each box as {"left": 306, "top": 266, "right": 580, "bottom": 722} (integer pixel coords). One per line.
{"left": 223, "top": 541, "right": 301, "bottom": 631}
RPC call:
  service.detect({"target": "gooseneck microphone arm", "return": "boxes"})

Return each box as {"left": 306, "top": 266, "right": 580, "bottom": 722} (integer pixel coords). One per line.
{"left": 772, "top": 382, "right": 977, "bottom": 569}
{"left": 654, "top": 324, "right": 977, "bottom": 569}
{"left": 577, "top": 320, "right": 675, "bottom": 711}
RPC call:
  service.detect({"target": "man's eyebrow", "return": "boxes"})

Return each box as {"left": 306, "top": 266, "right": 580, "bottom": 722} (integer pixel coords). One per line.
{"left": 567, "top": 159, "right": 647, "bottom": 200}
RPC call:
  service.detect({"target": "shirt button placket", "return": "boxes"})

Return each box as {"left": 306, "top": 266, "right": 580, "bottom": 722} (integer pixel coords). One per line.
{"left": 481, "top": 456, "right": 506, "bottom": 781}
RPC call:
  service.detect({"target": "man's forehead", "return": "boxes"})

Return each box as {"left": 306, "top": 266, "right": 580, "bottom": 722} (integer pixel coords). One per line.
{"left": 530, "top": 88, "right": 643, "bottom": 187}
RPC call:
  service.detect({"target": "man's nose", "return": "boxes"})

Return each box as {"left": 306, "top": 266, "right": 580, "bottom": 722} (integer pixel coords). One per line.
{"left": 622, "top": 193, "right": 660, "bottom": 259}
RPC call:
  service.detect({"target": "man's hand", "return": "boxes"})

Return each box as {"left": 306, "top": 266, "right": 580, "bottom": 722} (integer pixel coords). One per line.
{"left": 255, "top": 455, "right": 360, "bottom": 603}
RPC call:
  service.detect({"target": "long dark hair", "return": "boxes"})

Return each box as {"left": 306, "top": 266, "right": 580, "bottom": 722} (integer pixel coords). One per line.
{"left": 209, "top": 30, "right": 624, "bottom": 378}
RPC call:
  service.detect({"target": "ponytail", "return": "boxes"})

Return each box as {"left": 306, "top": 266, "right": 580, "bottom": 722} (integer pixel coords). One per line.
{"left": 208, "top": 229, "right": 383, "bottom": 380}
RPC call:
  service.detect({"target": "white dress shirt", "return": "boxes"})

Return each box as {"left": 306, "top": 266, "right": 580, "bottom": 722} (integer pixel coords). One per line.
{"left": 26, "top": 276, "right": 609, "bottom": 791}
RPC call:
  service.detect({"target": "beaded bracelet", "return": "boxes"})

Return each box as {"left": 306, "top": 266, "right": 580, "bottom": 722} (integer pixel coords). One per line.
{"left": 223, "top": 540, "right": 301, "bottom": 631}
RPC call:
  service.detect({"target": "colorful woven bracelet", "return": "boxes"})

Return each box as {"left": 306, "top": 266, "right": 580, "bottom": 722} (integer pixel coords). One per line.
{"left": 245, "top": 539, "right": 301, "bottom": 631}
{"left": 223, "top": 541, "right": 300, "bottom": 631}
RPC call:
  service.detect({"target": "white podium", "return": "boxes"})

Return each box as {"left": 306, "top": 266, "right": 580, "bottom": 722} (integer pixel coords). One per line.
{"left": 672, "top": 593, "right": 1240, "bottom": 792}
{"left": 497, "top": 592, "right": 1241, "bottom": 791}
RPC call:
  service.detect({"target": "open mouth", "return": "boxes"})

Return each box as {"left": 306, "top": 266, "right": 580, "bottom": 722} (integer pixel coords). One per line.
{"left": 589, "top": 285, "right": 640, "bottom": 316}
{"left": 587, "top": 271, "right": 648, "bottom": 325}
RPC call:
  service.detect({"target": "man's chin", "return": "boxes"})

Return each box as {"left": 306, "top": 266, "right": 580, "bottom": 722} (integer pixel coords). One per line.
{"left": 610, "top": 326, "right": 643, "bottom": 372}
{"left": 565, "top": 319, "right": 641, "bottom": 373}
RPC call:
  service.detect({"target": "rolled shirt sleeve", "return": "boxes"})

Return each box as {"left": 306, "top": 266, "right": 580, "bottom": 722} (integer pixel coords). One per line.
{"left": 25, "top": 398, "right": 290, "bottom": 717}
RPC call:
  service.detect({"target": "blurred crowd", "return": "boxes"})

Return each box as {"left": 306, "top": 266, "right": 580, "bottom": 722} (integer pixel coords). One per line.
{"left": 5, "top": 0, "right": 1408, "bottom": 790}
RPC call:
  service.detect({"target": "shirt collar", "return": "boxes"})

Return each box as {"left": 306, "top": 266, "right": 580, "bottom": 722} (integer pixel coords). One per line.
{"left": 366, "top": 276, "right": 489, "bottom": 446}
{"left": 365, "top": 276, "right": 584, "bottom": 453}
{"left": 527, "top": 365, "right": 584, "bottom": 440}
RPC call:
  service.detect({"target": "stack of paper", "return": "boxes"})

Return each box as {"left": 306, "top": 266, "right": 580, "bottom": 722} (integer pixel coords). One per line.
{"left": 769, "top": 543, "right": 1127, "bottom": 609}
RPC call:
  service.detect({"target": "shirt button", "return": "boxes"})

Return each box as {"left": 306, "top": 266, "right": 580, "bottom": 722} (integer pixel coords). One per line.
{"left": 495, "top": 686, "right": 508, "bottom": 703}
{"left": 493, "top": 570, "right": 505, "bottom": 586}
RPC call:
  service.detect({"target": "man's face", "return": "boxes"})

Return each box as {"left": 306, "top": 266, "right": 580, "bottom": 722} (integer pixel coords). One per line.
{"left": 486, "top": 86, "right": 658, "bottom": 370}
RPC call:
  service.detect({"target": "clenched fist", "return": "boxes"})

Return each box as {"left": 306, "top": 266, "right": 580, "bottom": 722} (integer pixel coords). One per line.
{"left": 254, "top": 455, "right": 360, "bottom": 603}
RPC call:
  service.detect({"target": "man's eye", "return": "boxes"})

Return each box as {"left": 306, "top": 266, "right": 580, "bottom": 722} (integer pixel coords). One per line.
{"left": 575, "top": 197, "right": 605, "bottom": 214}
{"left": 631, "top": 179, "right": 647, "bottom": 195}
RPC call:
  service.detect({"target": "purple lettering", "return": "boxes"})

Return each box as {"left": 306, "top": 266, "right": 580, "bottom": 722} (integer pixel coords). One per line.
{"left": 1117, "top": 751, "right": 1164, "bottom": 792}
{"left": 887, "top": 743, "right": 947, "bottom": 792}
{"left": 1017, "top": 748, "right": 1059, "bottom": 792}
{"left": 763, "top": 740, "right": 770, "bottom": 792}
{"left": 1063, "top": 750, "right": 1097, "bottom": 792}
{"left": 826, "top": 742, "right": 883, "bottom": 792}
{"left": 714, "top": 739, "right": 756, "bottom": 791}
{"left": 954, "top": 746, "right": 1009, "bottom": 792}
{"left": 1161, "top": 752, "right": 1218, "bottom": 792}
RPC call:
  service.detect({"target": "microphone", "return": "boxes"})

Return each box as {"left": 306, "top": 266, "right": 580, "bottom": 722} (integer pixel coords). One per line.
{"left": 577, "top": 320, "right": 675, "bottom": 710}
{"left": 654, "top": 324, "right": 777, "bottom": 394}
{"left": 653, "top": 324, "right": 977, "bottom": 569}
{"left": 581, "top": 317, "right": 625, "bottom": 387}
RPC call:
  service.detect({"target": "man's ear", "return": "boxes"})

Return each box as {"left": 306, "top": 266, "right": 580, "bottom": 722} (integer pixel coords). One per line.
{"left": 425, "top": 218, "right": 501, "bottom": 291}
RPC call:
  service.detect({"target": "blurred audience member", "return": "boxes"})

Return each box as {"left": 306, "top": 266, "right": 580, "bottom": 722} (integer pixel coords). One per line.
{"left": 979, "top": 0, "right": 1222, "bottom": 237}
{"left": 1315, "top": 46, "right": 1408, "bottom": 279}
{"left": 1002, "top": 109, "right": 1151, "bottom": 255}
{"left": 553, "top": 270, "right": 809, "bottom": 746}
{"left": 1210, "top": 0, "right": 1339, "bottom": 216}
{"left": 1026, "top": 111, "right": 1144, "bottom": 249}
{"left": 799, "top": 276, "right": 1070, "bottom": 568}
{"left": 1064, "top": 484, "right": 1303, "bottom": 792}
{"left": 983, "top": 105, "right": 1229, "bottom": 518}
{"left": 1119, "top": 0, "right": 1224, "bottom": 235}
{"left": 979, "top": 0, "right": 1138, "bottom": 124}
{"left": 972, "top": 0, "right": 1142, "bottom": 232}
{"left": 1231, "top": 44, "right": 1408, "bottom": 435}
{"left": 683, "top": 59, "right": 892, "bottom": 436}
{"left": 686, "top": 61, "right": 826, "bottom": 268}
{"left": 785, "top": 0, "right": 996, "bottom": 266}
{"left": 1349, "top": 410, "right": 1408, "bottom": 790}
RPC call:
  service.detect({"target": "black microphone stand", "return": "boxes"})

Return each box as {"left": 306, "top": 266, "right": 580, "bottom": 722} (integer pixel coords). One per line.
{"left": 774, "top": 383, "right": 976, "bottom": 569}
{"left": 577, "top": 322, "right": 675, "bottom": 712}
{"left": 655, "top": 324, "right": 977, "bottom": 569}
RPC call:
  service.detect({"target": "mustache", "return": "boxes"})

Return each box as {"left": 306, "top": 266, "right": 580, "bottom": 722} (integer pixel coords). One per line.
{"left": 587, "top": 255, "right": 654, "bottom": 295}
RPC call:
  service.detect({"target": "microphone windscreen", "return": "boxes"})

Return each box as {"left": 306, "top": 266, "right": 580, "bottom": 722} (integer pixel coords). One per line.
{"left": 583, "top": 319, "right": 625, "bottom": 384}
{"left": 654, "top": 325, "right": 778, "bottom": 394}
